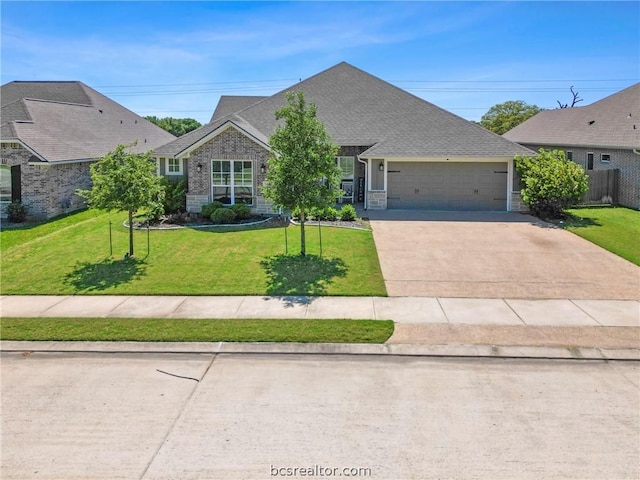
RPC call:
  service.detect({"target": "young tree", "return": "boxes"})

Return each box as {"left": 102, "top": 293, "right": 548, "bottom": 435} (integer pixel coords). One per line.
{"left": 262, "top": 91, "right": 341, "bottom": 256}
{"left": 515, "top": 149, "right": 589, "bottom": 219}
{"left": 480, "top": 100, "right": 542, "bottom": 135}
{"left": 78, "top": 143, "right": 164, "bottom": 256}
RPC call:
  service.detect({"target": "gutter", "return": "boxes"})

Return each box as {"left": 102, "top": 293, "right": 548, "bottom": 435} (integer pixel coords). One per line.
{"left": 357, "top": 155, "right": 368, "bottom": 210}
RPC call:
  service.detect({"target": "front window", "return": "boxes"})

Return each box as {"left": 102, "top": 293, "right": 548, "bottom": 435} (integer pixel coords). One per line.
{"left": 337, "top": 156, "right": 355, "bottom": 179}
{"left": 212, "top": 160, "right": 253, "bottom": 205}
{"left": 600, "top": 153, "right": 611, "bottom": 163}
{"left": 587, "top": 152, "right": 594, "bottom": 170}
{"left": 167, "top": 158, "right": 182, "bottom": 175}
{"left": 0, "top": 165, "right": 11, "bottom": 204}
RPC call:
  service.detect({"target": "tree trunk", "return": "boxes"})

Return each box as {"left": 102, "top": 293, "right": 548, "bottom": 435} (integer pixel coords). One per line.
{"left": 300, "top": 210, "right": 306, "bottom": 256}
{"left": 128, "top": 210, "right": 134, "bottom": 257}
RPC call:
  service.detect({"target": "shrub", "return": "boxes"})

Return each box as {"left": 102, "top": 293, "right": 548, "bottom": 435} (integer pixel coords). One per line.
{"left": 6, "top": 201, "right": 27, "bottom": 223}
{"left": 311, "top": 206, "right": 338, "bottom": 221}
{"left": 201, "top": 201, "right": 224, "bottom": 218}
{"left": 339, "top": 204, "right": 357, "bottom": 221}
{"left": 515, "top": 149, "right": 589, "bottom": 219}
{"left": 162, "top": 178, "right": 186, "bottom": 214}
{"left": 210, "top": 207, "right": 236, "bottom": 224}
{"left": 230, "top": 203, "right": 252, "bottom": 220}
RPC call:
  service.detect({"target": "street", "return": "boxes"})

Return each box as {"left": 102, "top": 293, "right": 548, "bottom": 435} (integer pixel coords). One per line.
{"left": 1, "top": 352, "right": 638, "bottom": 480}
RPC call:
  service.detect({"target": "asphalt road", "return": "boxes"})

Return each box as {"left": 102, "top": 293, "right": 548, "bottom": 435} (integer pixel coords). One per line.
{"left": 1, "top": 352, "right": 638, "bottom": 480}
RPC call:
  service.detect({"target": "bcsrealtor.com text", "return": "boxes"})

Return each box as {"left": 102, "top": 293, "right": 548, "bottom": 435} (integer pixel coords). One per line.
{"left": 271, "top": 464, "right": 372, "bottom": 477}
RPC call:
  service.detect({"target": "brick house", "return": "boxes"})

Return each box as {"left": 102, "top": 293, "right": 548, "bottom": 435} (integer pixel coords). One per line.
{"left": 153, "top": 62, "right": 533, "bottom": 214}
{"left": 0, "top": 81, "right": 176, "bottom": 220}
{"left": 503, "top": 83, "right": 640, "bottom": 210}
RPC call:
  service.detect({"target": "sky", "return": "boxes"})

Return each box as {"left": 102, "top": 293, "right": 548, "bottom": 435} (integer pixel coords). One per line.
{"left": 2, "top": 1, "right": 639, "bottom": 125}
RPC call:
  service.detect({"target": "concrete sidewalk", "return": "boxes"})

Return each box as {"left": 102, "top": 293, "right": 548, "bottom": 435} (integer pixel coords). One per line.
{"left": 1, "top": 295, "right": 638, "bottom": 360}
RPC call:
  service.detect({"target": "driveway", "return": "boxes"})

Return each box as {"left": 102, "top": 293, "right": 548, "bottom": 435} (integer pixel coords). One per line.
{"left": 368, "top": 210, "right": 640, "bottom": 299}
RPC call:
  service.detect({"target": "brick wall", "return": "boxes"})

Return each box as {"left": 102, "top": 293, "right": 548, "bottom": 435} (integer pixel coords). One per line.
{"left": 522, "top": 144, "right": 640, "bottom": 209}
{"left": 0, "top": 144, "right": 92, "bottom": 219}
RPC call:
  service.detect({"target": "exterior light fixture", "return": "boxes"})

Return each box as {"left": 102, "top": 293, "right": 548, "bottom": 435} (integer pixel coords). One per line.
{"left": 196, "top": 163, "right": 203, "bottom": 173}
{"left": 260, "top": 163, "right": 266, "bottom": 174}
{"left": 378, "top": 161, "right": 384, "bottom": 172}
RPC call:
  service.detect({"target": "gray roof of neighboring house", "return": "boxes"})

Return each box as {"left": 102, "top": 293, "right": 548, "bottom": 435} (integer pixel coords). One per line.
{"left": 155, "top": 62, "right": 533, "bottom": 159}
{"left": 503, "top": 83, "right": 640, "bottom": 149}
{"left": 1, "top": 81, "right": 176, "bottom": 162}
{"left": 210, "top": 96, "right": 267, "bottom": 123}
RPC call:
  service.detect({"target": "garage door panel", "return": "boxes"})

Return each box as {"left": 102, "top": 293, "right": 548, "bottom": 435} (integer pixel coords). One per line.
{"left": 387, "top": 162, "right": 507, "bottom": 210}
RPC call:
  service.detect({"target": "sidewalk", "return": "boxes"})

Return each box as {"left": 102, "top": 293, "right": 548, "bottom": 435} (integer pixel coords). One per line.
{"left": 1, "top": 295, "right": 638, "bottom": 360}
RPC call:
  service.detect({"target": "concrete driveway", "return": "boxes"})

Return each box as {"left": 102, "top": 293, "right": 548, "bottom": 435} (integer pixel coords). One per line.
{"left": 368, "top": 210, "right": 640, "bottom": 299}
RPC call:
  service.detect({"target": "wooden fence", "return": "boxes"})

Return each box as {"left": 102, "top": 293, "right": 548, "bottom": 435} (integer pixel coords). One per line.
{"left": 581, "top": 169, "right": 619, "bottom": 205}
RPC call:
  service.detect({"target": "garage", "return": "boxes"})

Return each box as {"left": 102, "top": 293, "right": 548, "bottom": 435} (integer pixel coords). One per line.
{"left": 387, "top": 162, "right": 508, "bottom": 210}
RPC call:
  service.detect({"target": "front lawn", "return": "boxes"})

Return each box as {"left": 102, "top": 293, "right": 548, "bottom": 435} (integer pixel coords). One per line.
{"left": 0, "top": 210, "right": 386, "bottom": 296}
{"left": 0, "top": 318, "right": 394, "bottom": 343}
{"left": 563, "top": 206, "right": 640, "bottom": 266}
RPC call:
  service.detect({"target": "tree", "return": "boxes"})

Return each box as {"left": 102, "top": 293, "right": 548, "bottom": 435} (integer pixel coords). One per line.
{"left": 480, "top": 100, "right": 542, "bottom": 135}
{"left": 515, "top": 148, "right": 589, "bottom": 219}
{"left": 556, "top": 86, "right": 583, "bottom": 109}
{"left": 262, "top": 91, "right": 341, "bottom": 256}
{"left": 78, "top": 144, "right": 164, "bottom": 256}
{"left": 144, "top": 116, "right": 201, "bottom": 137}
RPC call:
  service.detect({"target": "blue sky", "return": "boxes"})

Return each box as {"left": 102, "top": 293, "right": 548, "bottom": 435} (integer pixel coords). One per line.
{"left": 2, "top": 1, "right": 638, "bottom": 124}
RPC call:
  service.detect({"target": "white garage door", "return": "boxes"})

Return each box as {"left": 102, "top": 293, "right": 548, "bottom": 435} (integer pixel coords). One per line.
{"left": 387, "top": 162, "right": 508, "bottom": 210}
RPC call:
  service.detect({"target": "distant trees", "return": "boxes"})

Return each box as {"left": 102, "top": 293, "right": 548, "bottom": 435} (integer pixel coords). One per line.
{"left": 480, "top": 100, "right": 542, "bottom": 135}
{"left": 144, "top": 116, "right": 201, "bottom": 137}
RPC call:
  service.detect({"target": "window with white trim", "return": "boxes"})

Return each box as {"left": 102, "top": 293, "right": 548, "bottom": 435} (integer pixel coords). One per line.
{"left": 600, "top": 153, "right": 611, "bottom": 163}
{"left": 167, "top": 158, "right": 182, "bottom": 175}
{"left": 337, "top": 156, "right": 355, "bottom": 179}
{"left": 566, "top": 151, "right": 573, "bottom": 161}
{"left": 587, "top": 152, "right": 594, "bottom": 170}
{"left": 212, "top": 160, "right": 253, "bottom": 205}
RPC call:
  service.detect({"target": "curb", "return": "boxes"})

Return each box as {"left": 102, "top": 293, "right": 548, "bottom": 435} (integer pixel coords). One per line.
{"left": 2, "top": 341, "right": 638, "bottom": 361}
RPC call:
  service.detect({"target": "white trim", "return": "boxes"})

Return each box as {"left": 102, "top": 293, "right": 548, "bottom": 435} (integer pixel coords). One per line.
{"left": 507, "top": 158, "right": 514, "bottom": 212}
{"left": 373, "top": 156, "right": 515, "bottom": 163}
{"left": 156, "top": 158, "right": 161, "bottom": 176}
{"left": 600, "top": 153, "right": 611, "bottom": 163}
{"left": 211, "top": 159, "right": 254, "bottom": 206}
{"left": 166, "top": 157, "right": 183, "bottom": 175}
{"left": 172, "top": 121, "right": 272, "bottom": 159}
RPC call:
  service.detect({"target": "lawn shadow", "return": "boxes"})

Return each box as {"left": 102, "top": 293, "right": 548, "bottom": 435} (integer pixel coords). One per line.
{"left": 260, "top": 254, "right": 348, "bottom": 298}
{"left": 64, "top": 257, "right": 147, "bottom": 292}
{"left": 560, "top": 214, "right": 602, "bottom": 229}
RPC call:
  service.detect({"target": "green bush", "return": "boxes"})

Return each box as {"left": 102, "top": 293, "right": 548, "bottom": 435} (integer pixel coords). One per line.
{"left": 515, "top": 149, "right": 589, "bottom": 219}
{"left": 230, "top": 203, "right": 252, "bottom": 220}
{"left": 161, "top": 178, "right": 186, "bottom": 214}
{"left": 311, "top": 206, "right": 338, "bottom": 221}
{"left": 6, "top": 201, "right": 27, "bottom": 223}
{"left": 201, "top": 201, "right": 224, "bottom": 218}
{"left": 339, "top": 204, "right": 357, "bottom": 221}
{"left": 210, "top": 207, "right": 237, "bottom": 224}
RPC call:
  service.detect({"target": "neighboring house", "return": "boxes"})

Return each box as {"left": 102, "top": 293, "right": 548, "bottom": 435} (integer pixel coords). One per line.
{"left": 503, "top": 83, "right": 640, "bottom": 210}
{"left": 153, "top": 62, "right": 533, "bottom": 214}
{"left": 0, "top": 81, "right": 176, "bottom": 220}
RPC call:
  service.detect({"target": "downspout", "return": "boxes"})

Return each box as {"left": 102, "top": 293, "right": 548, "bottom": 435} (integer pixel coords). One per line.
{"left": 357, "top": 155, "right": 368, "bottom": 210}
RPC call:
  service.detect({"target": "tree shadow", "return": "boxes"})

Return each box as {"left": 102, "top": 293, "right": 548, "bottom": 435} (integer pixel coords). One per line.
{"left": 260, "top": 254, "right": 348, "bottom": 297}
{"left": 64, "top": 257, "right": 147, "bottom": 292}
{"left": 556, "top": 214, "right": 602, "bottom": 229}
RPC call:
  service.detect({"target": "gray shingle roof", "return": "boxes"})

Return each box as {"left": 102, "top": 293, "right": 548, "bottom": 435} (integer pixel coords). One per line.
{"left": 503, "top": 83, "right": 640, "bottom": 149}
{"left": 210, "top": 96, "right": 267, "bottom": 123}
{"left": 1, "top": 81, "right": 176, "bottom": 162}
{"left": 157, "top": 62, "right": 532, "bottom": 159}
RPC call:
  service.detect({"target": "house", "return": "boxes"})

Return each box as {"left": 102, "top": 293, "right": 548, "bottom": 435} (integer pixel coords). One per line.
{"left": 0, "top": 81, "right": 176, "bottom": 220}
{"left": 503, "top": 83, "right": 640, "bottom": 210}
{"left": 153, "top": 62, "right": 534, "bottom": 214}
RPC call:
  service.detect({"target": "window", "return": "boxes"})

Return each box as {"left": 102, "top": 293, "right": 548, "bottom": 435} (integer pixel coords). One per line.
{"left": 167, "top": 158, "right": 182, "bottom": 175}
{"left": 587, "top": 152, "right": 594, "bottom": 170}
{"left": 212, "top": 160, "right": 253, "bottom": 205}
{"left": 337, "top": 156, "right": 355, "bottom": 179}
{"left": 566, "top": 151, "right": 573, "bottom": 161}
{"left": 600, "top": 153, "right": 611, "bottom": 163}
{"left": 0, "top": 165, "right": 11, "bottom": 205}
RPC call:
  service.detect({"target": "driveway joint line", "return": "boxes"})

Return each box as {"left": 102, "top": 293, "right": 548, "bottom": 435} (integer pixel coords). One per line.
{"left": 39, "top": 295, "right": 71, "bottom": 317}
{"left": 106, "top": 296, "right": 134, "bottom": 318}
{"left": 234, "top": 297, "right": 246, "bottom": 318}
{"left": 502, "top": 299, "right": 527, "bottom": 326}
{"left": 168, "top": 296, "right": 189, "bottom": 319}
{"left": 569, "top": 299, "right": 604, "bottom": 326}
{"left": 435, "top": 297, "right": 451, "bottom": 324}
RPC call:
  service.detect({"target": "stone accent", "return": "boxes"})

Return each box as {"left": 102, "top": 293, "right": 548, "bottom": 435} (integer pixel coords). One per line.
{"left": 186, "top": 194, "right": 210, "bottom": 214}
{"left": 0, "top": 143, "right": 92, "bottom": 219}
{"left": 510, "top": 192, "right": 529, "bottom": 212}
{"left": 367, "top": 190, "right": 387, "bottom": 209}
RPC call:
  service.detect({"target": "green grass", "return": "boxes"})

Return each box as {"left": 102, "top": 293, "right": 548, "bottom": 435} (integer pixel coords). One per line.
{"left": 564, "top": 206, "right": 640, "bottom": 266}
{"left": 0, "top": 210, "right": 386, "bottom": 296}
{"left": 0, "top": 318, "right": 394, "bottom": 343}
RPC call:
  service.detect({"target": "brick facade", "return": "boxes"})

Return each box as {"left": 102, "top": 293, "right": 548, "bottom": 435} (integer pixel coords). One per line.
{"left": 522, "top": 145, "right": 640, "bottom": 209}
{"left": 0, "top": 143, "right": 92, "bottom": 219}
